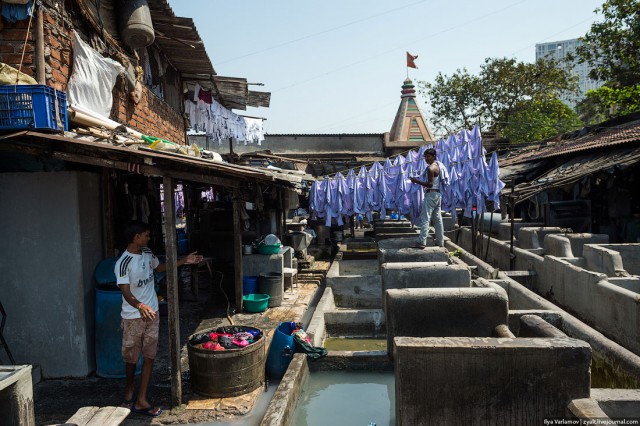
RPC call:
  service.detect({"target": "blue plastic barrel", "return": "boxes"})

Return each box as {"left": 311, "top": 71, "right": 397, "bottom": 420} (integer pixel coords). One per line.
{"left": 266, "top": 322, "right": 297, "bottom": 379}
{"left": 177, "top": 238, "right": 188, "bottom": 255}
{"left": 95, "top": 285, "right": 142, "bottom": 378}
{"left": 242, "top": 276, "right": 258, "bottom": 295}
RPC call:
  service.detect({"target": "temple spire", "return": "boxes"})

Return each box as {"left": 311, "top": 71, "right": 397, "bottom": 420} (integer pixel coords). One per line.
{"left": 388, "top": 78, "right": 435, "bottom": 148}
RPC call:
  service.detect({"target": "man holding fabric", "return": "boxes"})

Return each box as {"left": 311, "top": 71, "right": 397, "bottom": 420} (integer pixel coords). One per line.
{"left": 410, "top": 148, "right": 444, "bottom": 248}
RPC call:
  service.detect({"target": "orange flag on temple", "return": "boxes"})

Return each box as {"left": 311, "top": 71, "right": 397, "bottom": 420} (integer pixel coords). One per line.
{"left": 407, "top": 52, "right": 418, "bottom": 69}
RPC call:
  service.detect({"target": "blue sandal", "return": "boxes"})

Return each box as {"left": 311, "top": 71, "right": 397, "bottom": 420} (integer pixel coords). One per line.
{"left": 131, "top": 405, "right": 162, "bottom": 417}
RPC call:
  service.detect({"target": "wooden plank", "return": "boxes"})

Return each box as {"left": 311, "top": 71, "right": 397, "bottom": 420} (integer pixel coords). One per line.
{"left": 65, "top": 406, "right": 99, "bottom": 425}
{"left": 233, "top": 188, "right": 243, "bottom": 311}
{"left": 85, "top": 406, "right": 130, "bottom": 426}
{"left": 101, "top": 169, "right": 116, "bottom": 257}
{"left": 0, "top": 141, "right": 241, "bottom": 188}
{"left": 163, "top": 176, "right": 182, "bottom": 407}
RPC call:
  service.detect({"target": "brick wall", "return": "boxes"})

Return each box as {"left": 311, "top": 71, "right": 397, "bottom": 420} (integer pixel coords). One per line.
{"left": 0, "top": 3, "right": 186, "bottom": 145}
{"left": 0, "top": 17, "right": 37, "bottom": 78}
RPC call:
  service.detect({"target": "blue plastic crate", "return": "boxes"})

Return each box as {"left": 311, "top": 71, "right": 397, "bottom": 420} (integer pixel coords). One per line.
{"left": 0, "top": 84, "right": 68, "bottom": 132}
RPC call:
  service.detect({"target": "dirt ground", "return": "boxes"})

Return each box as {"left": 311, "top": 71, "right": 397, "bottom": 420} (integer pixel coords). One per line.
{"left": 35, "top": 259, "right": 331, "bottom": 425}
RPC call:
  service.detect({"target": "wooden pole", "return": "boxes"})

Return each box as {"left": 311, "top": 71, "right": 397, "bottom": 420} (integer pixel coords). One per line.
{"left": 101, "top": 169, "right": 115, "bottom": 257}
{"left": 35, "top": 7, "right": 45, "bottom": 85}
{"left": 509, "top": 181, "right": 516, "bottom": 270}
{"left": 163, "top": 176, "right": 182, "bottom": 407}
{"left": 232, "top": 188, "right": 244, "bottom": 311}
{"left": 478, "top": 209, "right": 484, "bottom": 258}
{"left": 228, "top": 137, "right": 234, "bottom": 163}
{"left": 484, "top": 208, "right": 494, "bottom": 262}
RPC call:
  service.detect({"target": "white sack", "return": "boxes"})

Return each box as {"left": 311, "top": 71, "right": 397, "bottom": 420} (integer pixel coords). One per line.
{"left": 67, "top": 31, "right": 125, "bottom": 118}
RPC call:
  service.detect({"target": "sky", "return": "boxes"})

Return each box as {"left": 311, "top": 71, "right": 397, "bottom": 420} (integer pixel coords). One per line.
{"left": 169, "top": 0, "right": 604, "bottom": 136}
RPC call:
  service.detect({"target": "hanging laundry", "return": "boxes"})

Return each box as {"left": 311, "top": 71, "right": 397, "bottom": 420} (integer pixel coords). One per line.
{"left": 309, "top": 124, "right": 504, "bottom": 223}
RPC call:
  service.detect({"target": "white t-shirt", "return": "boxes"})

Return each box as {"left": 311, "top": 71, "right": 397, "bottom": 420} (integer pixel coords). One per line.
{"left": 114, "top": 248, "right": 160, "bottom": 319}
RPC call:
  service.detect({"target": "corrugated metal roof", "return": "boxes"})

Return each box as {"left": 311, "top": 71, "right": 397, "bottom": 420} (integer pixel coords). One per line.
{"left": 509, "top": 146, "right": 640, "bottom": 202}
{"left": 147, "top": 1, "right": 216, "bottom": 77}
{"left": 501, "top": 119, "right": 640, "bottom": 166}
{"left": 0, "top": 131, "right": 310, "bottom": 188}
{"left": 266, "top": 133, "right": 385, "bottom": 137}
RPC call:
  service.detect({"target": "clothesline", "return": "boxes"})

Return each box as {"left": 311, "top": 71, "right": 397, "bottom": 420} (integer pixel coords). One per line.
{"left": 319, "top": 126, "right": 496, "bottom": 179}
{"left": 309, "top": 124, "right": 506, "bottom": 227}
{"left": 319, "top": 149, "right": 500, "bottom": 180}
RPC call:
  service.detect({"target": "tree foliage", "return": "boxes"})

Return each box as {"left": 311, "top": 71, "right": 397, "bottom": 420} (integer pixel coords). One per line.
{"left": 573, "top": 0, "right": 640, "bottom": 87}
{"left": 501, "top": 99, "right": 582, "bottom": 144}
{"left": 577, "top": 85, "right": 640, "bottom": 124}
{"left": 417, "top": 57, "right": 578, "bottom": 139}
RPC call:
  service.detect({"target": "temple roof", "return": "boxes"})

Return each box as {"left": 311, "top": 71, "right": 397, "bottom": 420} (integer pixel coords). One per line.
{"left": 388, "top": 78, "right": 435, "bottom": 146}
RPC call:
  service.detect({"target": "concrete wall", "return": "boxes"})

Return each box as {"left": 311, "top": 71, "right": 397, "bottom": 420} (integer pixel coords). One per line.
{"left": 540, "top": 255, "right": 640, "bottom": 354}
{"left": 564, "top": 233, "right": 609, "bottom": 257}
{"left": 583, "top": 244, "right": 629, "bottom": 277}
{"left": 455, "top": 227, "right": 545, "bottom": 277}
{"left": 378, "top": 247, "right": 449, "bottom": 271}
{"left": 544, "top": 234, "right": 574, "bottom": 257}
{"left": 381, "top": 263, "right": 471, "bottom": 300}
{"left": 488, "top": 275, "right": 640, "bottom": 386}
{"left": 394, "top": 336, "right": 591, "bottom": 425}
{"left": 0, "top": 365, "right": 34, "bottom": 426}
{"left": 197, "top": 133, "right": 385, "bottom": 155}
{"left": 385, "top": 287, "right": 509, "bottom": 356}
{"left": 497, "top": 221, "right": 543, "bottom": 241}
{"left": 326, "top": 259, "right": 382, "bottom": 308}
{"left": 517, "top": 227, "right": 565, "bottom": 249}
{"left": 594, "top": 244, "right": 640, "bottom": 276}
{"left": 0, "top": 171, "right": 102, "bottom": 377}
{"left": 377, "top": 237, "right": 417, "bottom": 250}
{"left": 324, "top": 309, "right": 385, "bottom": 338}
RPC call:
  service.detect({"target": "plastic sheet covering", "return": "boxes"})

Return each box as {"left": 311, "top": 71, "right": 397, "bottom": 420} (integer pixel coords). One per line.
{"left": 0, "top": 62, "right": 37, "bottom": 85}
{"left": 67, "top": 31, "right": 124, "bottom": 118}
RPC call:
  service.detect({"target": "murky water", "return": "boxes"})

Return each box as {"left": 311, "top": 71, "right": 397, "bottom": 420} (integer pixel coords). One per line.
{"left": 591, "top": 357, "right": 640, "bottom": 389}
{"left": 291, "top": 371, "right": 395, "bottom": 426}
{"left": 324, "top": 337, "right": 387, "bottom": 351}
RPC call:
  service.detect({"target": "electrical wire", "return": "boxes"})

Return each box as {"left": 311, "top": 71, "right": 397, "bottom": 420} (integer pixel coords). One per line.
{"left": 212, "top": 270, "right": 234, "bottom": 325}
{"left": 217, "top": 0, "right": 431, "bottom": 65}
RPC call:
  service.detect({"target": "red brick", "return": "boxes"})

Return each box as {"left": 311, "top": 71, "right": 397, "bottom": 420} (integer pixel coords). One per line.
{"left": 2, "top": 53, "right": 32, "bottom": 64}
{"left": 51, "top": 69, "right": 66, "bottom": 83}
{"left": 44, "top": 13, "right": 56, "bottom": 25}
{"left": 2, "top": 30, "right": 32, "bottom": 42}
{"left": 50, "top": 48, "right": 61, "bottom": 61}
{"left": 0, "top": 45, "right": 16, "bottom": 54}
{"left": 47, "top": 35, "right": 61, "bottom": 49}
{"left": 59, "top": 65, "right": 69, "bottom": 77}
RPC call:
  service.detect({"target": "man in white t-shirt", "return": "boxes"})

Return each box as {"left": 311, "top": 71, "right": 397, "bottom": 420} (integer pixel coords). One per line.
{"left": 114, "top": 221, "right": 202, "bottom": 417}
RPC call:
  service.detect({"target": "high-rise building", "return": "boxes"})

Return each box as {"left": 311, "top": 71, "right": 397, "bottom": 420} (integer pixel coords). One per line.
{"left": 535, "top": 38, "right": 604, "bottom": 108}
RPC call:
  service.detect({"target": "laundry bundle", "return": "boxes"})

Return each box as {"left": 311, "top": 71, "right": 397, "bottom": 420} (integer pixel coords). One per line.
{"left": 190, "top": 326, "right": 262, "bottom": 351}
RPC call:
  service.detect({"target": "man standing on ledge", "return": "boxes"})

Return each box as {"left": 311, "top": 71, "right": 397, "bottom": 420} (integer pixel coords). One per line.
{"left": 115, "top": 221, "right": 202, "bottom": 417}
{"left": 410, "top": 148, "right": 444, "bottom": 248}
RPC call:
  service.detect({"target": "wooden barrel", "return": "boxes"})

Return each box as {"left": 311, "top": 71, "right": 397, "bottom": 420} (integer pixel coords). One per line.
{"left": 187, "top": 326, "right": 266, "bottom": 398}
{"left": 117, "top": 0, "right": 155, "bottom": 49}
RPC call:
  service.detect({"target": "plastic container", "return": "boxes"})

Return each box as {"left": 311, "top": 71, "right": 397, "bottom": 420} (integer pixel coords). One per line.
{"left": 187, "top": 326, "right": 265, "bottom": 397}
{"left": 242, "top": 276, "right": 258, "bottom": 295}
{"left": 95, "top": 285, "right": 142, "bottom": 378}
{"left": 243, "top": 294, "right": 270, "bottom": 313}
{"left": 0, "top": 85, "right": 68, "bottom": 132}
{"left": 256, "top": 243, "right": 281, "bottom": 255}
{"left": 266, "top": 322, "right": 297, "bottom": 379}
{"left": 259, "top": 272, "right": 283, "bottom": 307}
